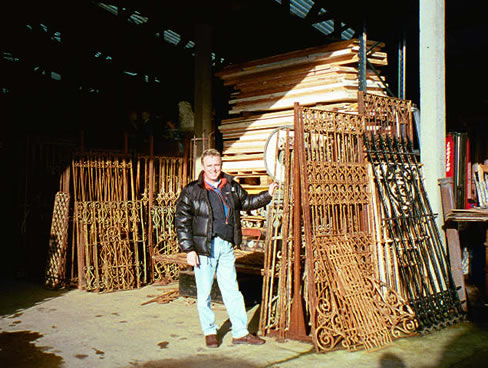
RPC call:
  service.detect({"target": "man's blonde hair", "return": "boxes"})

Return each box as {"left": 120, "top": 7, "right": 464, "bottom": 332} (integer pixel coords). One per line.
{"left": 201, "top": 148, "right": 221, "bottom": 164}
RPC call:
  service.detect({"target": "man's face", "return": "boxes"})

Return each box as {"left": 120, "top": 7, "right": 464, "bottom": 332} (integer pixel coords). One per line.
{"left": 202, "top": 155, "right": 222, "bottom": 183}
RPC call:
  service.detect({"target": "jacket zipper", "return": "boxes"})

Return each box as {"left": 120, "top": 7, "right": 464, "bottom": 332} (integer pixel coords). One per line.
{"left": 201, "top": 190, "right": 213, "bottom": 256}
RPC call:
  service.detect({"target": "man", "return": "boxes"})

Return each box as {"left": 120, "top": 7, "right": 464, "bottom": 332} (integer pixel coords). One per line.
{"left": 175, "top": 148, "right": 278, "bottom": 348}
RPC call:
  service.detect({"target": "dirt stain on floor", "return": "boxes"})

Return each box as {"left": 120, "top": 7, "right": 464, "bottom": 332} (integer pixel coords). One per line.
{"left": 128, "top": 356, "right": 258, "bottom": 368}
{"left": 0, "top": 330, "right": 64, "bottom": 368}
{"left": 92, "top": 347, "right": 105, "bottom": 358}
{"left": 157, "top": 341, "right": 169, "bottom": 349}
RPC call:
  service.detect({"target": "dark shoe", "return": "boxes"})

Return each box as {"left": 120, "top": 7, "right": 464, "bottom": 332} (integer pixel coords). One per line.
{"left": 205, "top": 334, "right": 219, "bottom": 348}
{"left": 232, "top": 334, "right": 265, "bottom": 345}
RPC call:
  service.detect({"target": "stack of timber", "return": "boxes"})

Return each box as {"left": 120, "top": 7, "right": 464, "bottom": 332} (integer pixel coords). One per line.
{"left": 215, "top": 39, "right": 388, "bottom": 115}
{"left": 216, "top": 39, "right": 389, "bottom": 191}
{"left": 220, "top": 109, "right": 293, "bottom": 189}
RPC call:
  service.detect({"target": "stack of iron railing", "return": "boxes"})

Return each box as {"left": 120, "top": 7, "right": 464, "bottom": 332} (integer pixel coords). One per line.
{"left": 259, "top": 93, "right": 465, "bottom": 353}
{"left": 45, "top": 151, "right": 190, "bottom": 292}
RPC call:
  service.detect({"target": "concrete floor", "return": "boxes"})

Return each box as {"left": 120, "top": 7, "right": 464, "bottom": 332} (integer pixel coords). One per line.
{"left": 1, "top": 278, "right": 488, "bottom": 368}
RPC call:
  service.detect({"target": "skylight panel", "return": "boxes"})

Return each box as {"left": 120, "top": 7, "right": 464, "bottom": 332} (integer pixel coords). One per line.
{"left": 184, "top": 41, "right": 195, "bottom": 49}
{"left": 97, "top": 3, "right": 117, "bottom": 16}
{"left": 51, "top": 32, "right": 61, "bottom": 43}
{"left": 2, "top": 52, "right": 20, "bottom": 62}
{"left": 129, "top": 11, "right": 148, "bottom": 25}
{"left": 163, "top": 30, "right": 181, "bottom": 45}
{"left": 274, "top": 0, "right": 354, "bottom": 40}
{"left": 312, "top": 23, "right": 332, "bottom": 35}
{"left": 290, "top": 0, "right": 313, "bottom": 19}
{"left": 97, "top": 3, "right": 148, "bottom": 25}
{"left": 342, "top": 27, "right": 355, "bottom": 39}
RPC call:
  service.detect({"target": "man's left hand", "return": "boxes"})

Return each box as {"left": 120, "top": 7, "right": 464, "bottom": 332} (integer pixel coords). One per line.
{"left": 268, "top": 182, "right": 279, "bottom": 196}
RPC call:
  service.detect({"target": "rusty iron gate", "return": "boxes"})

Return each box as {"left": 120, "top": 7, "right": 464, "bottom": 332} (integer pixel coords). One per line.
{"left": 72, "top": 152, "right": 145, "bottom": 291}
{"left": 136, "top": 156, "right": 188, "bottom": 283}
{"left": 296, "top": 106, "right": 416, "bottom": 352}
{"left": 358, "top": 91, "right": 414, "bottom": 140}
{"left": 75, "top": 200, "right": 145, "bottom": 292}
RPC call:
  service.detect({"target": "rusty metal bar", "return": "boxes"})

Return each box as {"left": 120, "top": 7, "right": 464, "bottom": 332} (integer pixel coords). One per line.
{"left": 289, "top": 103, "right": 307, "bottom": 339}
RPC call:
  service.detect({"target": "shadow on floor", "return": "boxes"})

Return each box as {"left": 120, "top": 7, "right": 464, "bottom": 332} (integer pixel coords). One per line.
{"left": 216, "top": 302, "right": 262, "bottom": 341}
{"left": 130, "top": 355, "right": 260, "bottom": 368}
{"left": 0, "top": 330, "right": 64, "bottom": 368}
{"left": 378, "top": 300, "right": 488, "bottom": 368}
{"left": 0, "top": 278, "right": 68, "bottom": 317}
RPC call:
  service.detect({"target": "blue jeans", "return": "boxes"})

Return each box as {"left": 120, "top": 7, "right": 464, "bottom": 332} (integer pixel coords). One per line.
{"left": 194, "top": 236, "right": 248, "bottom": 338}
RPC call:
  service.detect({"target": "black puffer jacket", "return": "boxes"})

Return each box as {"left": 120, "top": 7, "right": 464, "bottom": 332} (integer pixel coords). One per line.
{"left": 175, "top": 171, "right": 272, "bottom": 256}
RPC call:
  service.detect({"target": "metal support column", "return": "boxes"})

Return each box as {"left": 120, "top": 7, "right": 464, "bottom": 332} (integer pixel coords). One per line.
{"left": 398, "top": 25, "right": 407, "bottom": 99}
{"left": 193, "top": 23, "right": 214, "bottom": 177}
{"left": 358, "top": 20, "right": 367, "bottom": 92}
{"left": 420, "top": 0, "right": 446, "bottom": 243}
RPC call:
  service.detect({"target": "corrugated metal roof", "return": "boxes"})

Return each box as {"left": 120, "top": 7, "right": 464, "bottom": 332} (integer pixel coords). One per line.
{"left": 11, "top": 0, "right": 356, "bottom": 84}
{"left": 97, "top": 3, "right": 148, "bottom": 25}
{"left": 96, "top": 1, "right": 355, "bottom": 52}
{"left": 275, "top": 0, "right": 354, "bottom": 39}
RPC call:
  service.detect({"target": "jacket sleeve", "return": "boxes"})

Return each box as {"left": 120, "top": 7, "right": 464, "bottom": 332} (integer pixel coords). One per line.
{"left": 175, "top": 187, "right": 196, "bottom": 253}
{"left": 234, "top": 182, "right": 272, "bottom": 212}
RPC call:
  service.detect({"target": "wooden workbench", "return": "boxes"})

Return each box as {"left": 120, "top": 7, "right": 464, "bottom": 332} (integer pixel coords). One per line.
{"left": 445, "top": 208, "right": 488, "bottom": 297}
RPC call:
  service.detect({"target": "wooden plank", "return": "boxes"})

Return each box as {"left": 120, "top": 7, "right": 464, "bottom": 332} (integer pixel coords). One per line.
{"left": 222, "top": 153, "right": 264, "bottom": 161}
{"left": 229, "top": 79, "right": 384, "bottom": 105}
{"left": 229, "top": 90, "right": 358, "bottom": 114}
{"left": 236, "top": 72, "right": 384, "bottom": 96}
{"left": 216, "top": 39, "right": 386, "bottom": 79}
{"left": 222, "top": 129, "right": 274, "bottom": 140}
{"left": 438, "top": 177, "right": 468, "bottom": 312}
{"left": 219, "top": 115, "right": 294, "bottom": 133}
{"left": 215, "top": 39, "right": 361, "bottom": 74}
{"left": 229, "top": 85, "right": 386, "bottom": 114}
{"left": 222, "top": 130, "right": 275, "bottom": 141}
{"left": 223, "top": 143, "right": 266, "bottom": 155}
{"left": 232, "top": 64, "right": 360, "bottom": 90}
{"left": 217, "top": 48, "right": 386, "bottom": 81}
{"left": 223, "top": 142, "right": 266, "bottom": 151}
{"left": 222, "top": 159, "right": 265, "bottom": 169}
{"left": 221, "top": 109, "right": 294, "bottom": 125}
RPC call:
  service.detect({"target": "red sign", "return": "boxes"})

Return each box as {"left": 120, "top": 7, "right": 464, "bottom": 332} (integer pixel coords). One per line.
{"left": 445, "top": 134, "right": 454, "bottom": 178}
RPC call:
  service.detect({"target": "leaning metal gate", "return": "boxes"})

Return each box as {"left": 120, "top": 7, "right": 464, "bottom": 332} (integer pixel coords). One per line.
{"left": 75, "top": 200, "right": 145, "bottom": 292}
{"left": 363, "top": 134, "right": 464, "bottom": 332}
{"left": 296, "top": 106, "right": 416, "bottom": 352}
{"left": 259, "top": 128, "right": 295, "bottom": 339}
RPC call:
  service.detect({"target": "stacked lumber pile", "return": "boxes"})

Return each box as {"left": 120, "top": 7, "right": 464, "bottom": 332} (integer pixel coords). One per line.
{"left": 220, "top": 110, "right": 293, "bottom": 191}
{"left": 215, "top": 39, "right": 388, "bottom": 115}
{"left": 215, "top": 39, "right": 389, "bottom": 193}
